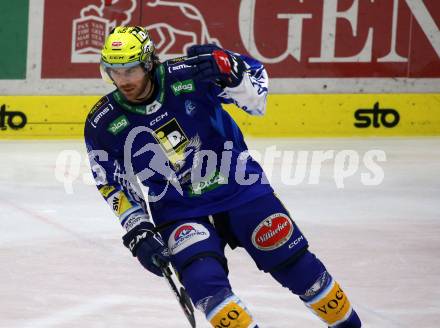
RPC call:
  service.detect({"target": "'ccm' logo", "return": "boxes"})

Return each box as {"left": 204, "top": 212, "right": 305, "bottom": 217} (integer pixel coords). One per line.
{"left": 128, "top": 231, "right": 148, "bottom": 251}
{"left": 288, "top": 235, "right": 304, "bottom": 249}
{"left": 150, "top": 112, "right": 168, "bottom": 126}
{"left": 354, "top": 102, "right": 400, "bottom": 128}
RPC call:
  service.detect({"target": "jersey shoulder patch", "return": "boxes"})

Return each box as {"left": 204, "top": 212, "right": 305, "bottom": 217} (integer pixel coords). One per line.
{"left": 86, "top": 95, "right": 116, "bottom": 129}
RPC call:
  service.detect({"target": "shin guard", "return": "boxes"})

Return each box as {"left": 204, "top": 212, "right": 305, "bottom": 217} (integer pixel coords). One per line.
{"left": 205, "top": 288, "right": 258, "bottom": 328}
{"left": 302, "top": 273, "right": 361, "bottom": 327}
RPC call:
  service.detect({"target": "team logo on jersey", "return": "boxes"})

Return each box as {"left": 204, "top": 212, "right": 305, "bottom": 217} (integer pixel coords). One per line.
{"left": 168, "top": 223, "right": 210, "bottom": 255}
{"left": 171, "top": 79, "right": 195, "bottom": 96}
{"left": 153, "top": 118, "right": 189, "bottom": 169}
{"left": 185, "top": 100, "right": 197, "bottom": 116}
{"left": 251, "top": 213, "right": 294, "bottom": 251}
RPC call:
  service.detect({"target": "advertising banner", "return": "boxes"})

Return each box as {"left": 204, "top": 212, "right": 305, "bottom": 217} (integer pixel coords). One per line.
{"left": 0, "top": 96, "right": 94, "bottom": 139}
{"left": 0, "top": 0, "right": 29, "bottom": 79}
{"left": 1, "top": 94, "right": 439, "bottom": 139}
{"left": 41, "top": 0, "right": 440, "bottom": 79}
{"left": 3, "top": 1, "right": 439, "bottom": 138}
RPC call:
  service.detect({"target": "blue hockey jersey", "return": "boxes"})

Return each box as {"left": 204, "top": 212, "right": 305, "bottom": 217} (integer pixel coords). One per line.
{"left": 84, "top": 53, "right": 273, "bottom": 231}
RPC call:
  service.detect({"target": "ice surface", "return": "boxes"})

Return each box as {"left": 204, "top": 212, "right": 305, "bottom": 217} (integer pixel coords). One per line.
{"left": 1, "top": 138, "right": 439, "bottom": 328}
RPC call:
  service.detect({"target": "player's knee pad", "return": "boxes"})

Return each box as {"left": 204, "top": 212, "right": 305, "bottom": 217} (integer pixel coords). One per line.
{"left": 204, "top": 288, "right": 258, "bottom": 328}
{"left": 270, "top": 250, "right": 327, "bottom": 295}
{"left": 181, "top": 256, "right": 231, "bottom": 307}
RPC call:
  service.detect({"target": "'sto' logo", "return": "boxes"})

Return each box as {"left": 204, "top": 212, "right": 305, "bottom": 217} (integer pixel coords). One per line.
{"left": 354, "top": 102, "right": 400, "bottom": 128}
{"left": 0, "top": 105, "right": 27, "bottom": 130}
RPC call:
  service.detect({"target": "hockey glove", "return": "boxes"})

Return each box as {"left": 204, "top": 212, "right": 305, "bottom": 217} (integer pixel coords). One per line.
{"left": 122, "top": 222, "right": 170, "bottom": 277}
{"left": 186, "top": 44, "right": 246, "bottom": 88}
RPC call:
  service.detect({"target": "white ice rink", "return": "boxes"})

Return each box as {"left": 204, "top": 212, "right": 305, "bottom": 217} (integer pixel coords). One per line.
{"left": 1, "top": 137, "right": 439, "bottom": 328}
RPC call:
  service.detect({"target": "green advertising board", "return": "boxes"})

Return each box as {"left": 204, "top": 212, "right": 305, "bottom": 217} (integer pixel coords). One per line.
{"left": 0, "top": 0, "right": 29, "bottom": 79}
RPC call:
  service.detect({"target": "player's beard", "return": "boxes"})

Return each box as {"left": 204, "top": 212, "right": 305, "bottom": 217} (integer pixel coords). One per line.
{"left": 120, "top": 75, "right": 153, "bottom": 103}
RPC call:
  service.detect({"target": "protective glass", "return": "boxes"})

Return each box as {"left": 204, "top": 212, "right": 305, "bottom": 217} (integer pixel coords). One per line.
{"left": 100, "top": 64, "right": 146, "bottom": 84}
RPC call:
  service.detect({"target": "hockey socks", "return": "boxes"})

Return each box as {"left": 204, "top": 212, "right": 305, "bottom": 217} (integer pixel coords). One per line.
{"left": 270, "top": 250, "right": 361, "bottom": 327}
{"left": 301, "top": 272, "right": 361, "bottom": 327}
{"left": 204, "top": 288, "right": 258, "bottom": 328}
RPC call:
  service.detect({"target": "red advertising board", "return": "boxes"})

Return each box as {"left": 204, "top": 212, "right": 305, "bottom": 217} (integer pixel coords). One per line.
{"left": 42, "top": 0, "right": 440, "bottom": 79}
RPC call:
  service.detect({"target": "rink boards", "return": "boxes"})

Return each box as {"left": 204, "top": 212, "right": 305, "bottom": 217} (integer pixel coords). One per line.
{"left": 0, "top": 94, "right": 439, "bottom": 139}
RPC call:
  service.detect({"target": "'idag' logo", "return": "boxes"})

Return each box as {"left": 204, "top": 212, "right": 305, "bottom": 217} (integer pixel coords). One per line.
{"left": 0, "top": 104, "right": 27, "bottom": 130}
{"left": 171, "top": 79, "right": 195, "bottom": 96}
{"left": 354, "top": 102, "right": 400, "bottom": 128}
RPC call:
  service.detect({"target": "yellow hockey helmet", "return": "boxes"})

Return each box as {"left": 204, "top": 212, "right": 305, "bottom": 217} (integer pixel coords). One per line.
{"left": 100, "top": 26, "right": 156, "bottom": 82}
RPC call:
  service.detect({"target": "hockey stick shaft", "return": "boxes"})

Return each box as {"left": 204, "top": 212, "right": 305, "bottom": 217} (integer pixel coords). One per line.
{"left": 154, "top": 257, "right": 196, "bottom": 327}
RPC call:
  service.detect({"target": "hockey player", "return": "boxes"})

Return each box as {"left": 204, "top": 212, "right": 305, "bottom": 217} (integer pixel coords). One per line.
{"left": 85, "top": 26, "right": 362, "bottom": 327}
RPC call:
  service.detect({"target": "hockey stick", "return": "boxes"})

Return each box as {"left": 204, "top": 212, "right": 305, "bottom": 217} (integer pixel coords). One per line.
{"left": 153, "top": 256, "right": 196, "bottom": 327}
